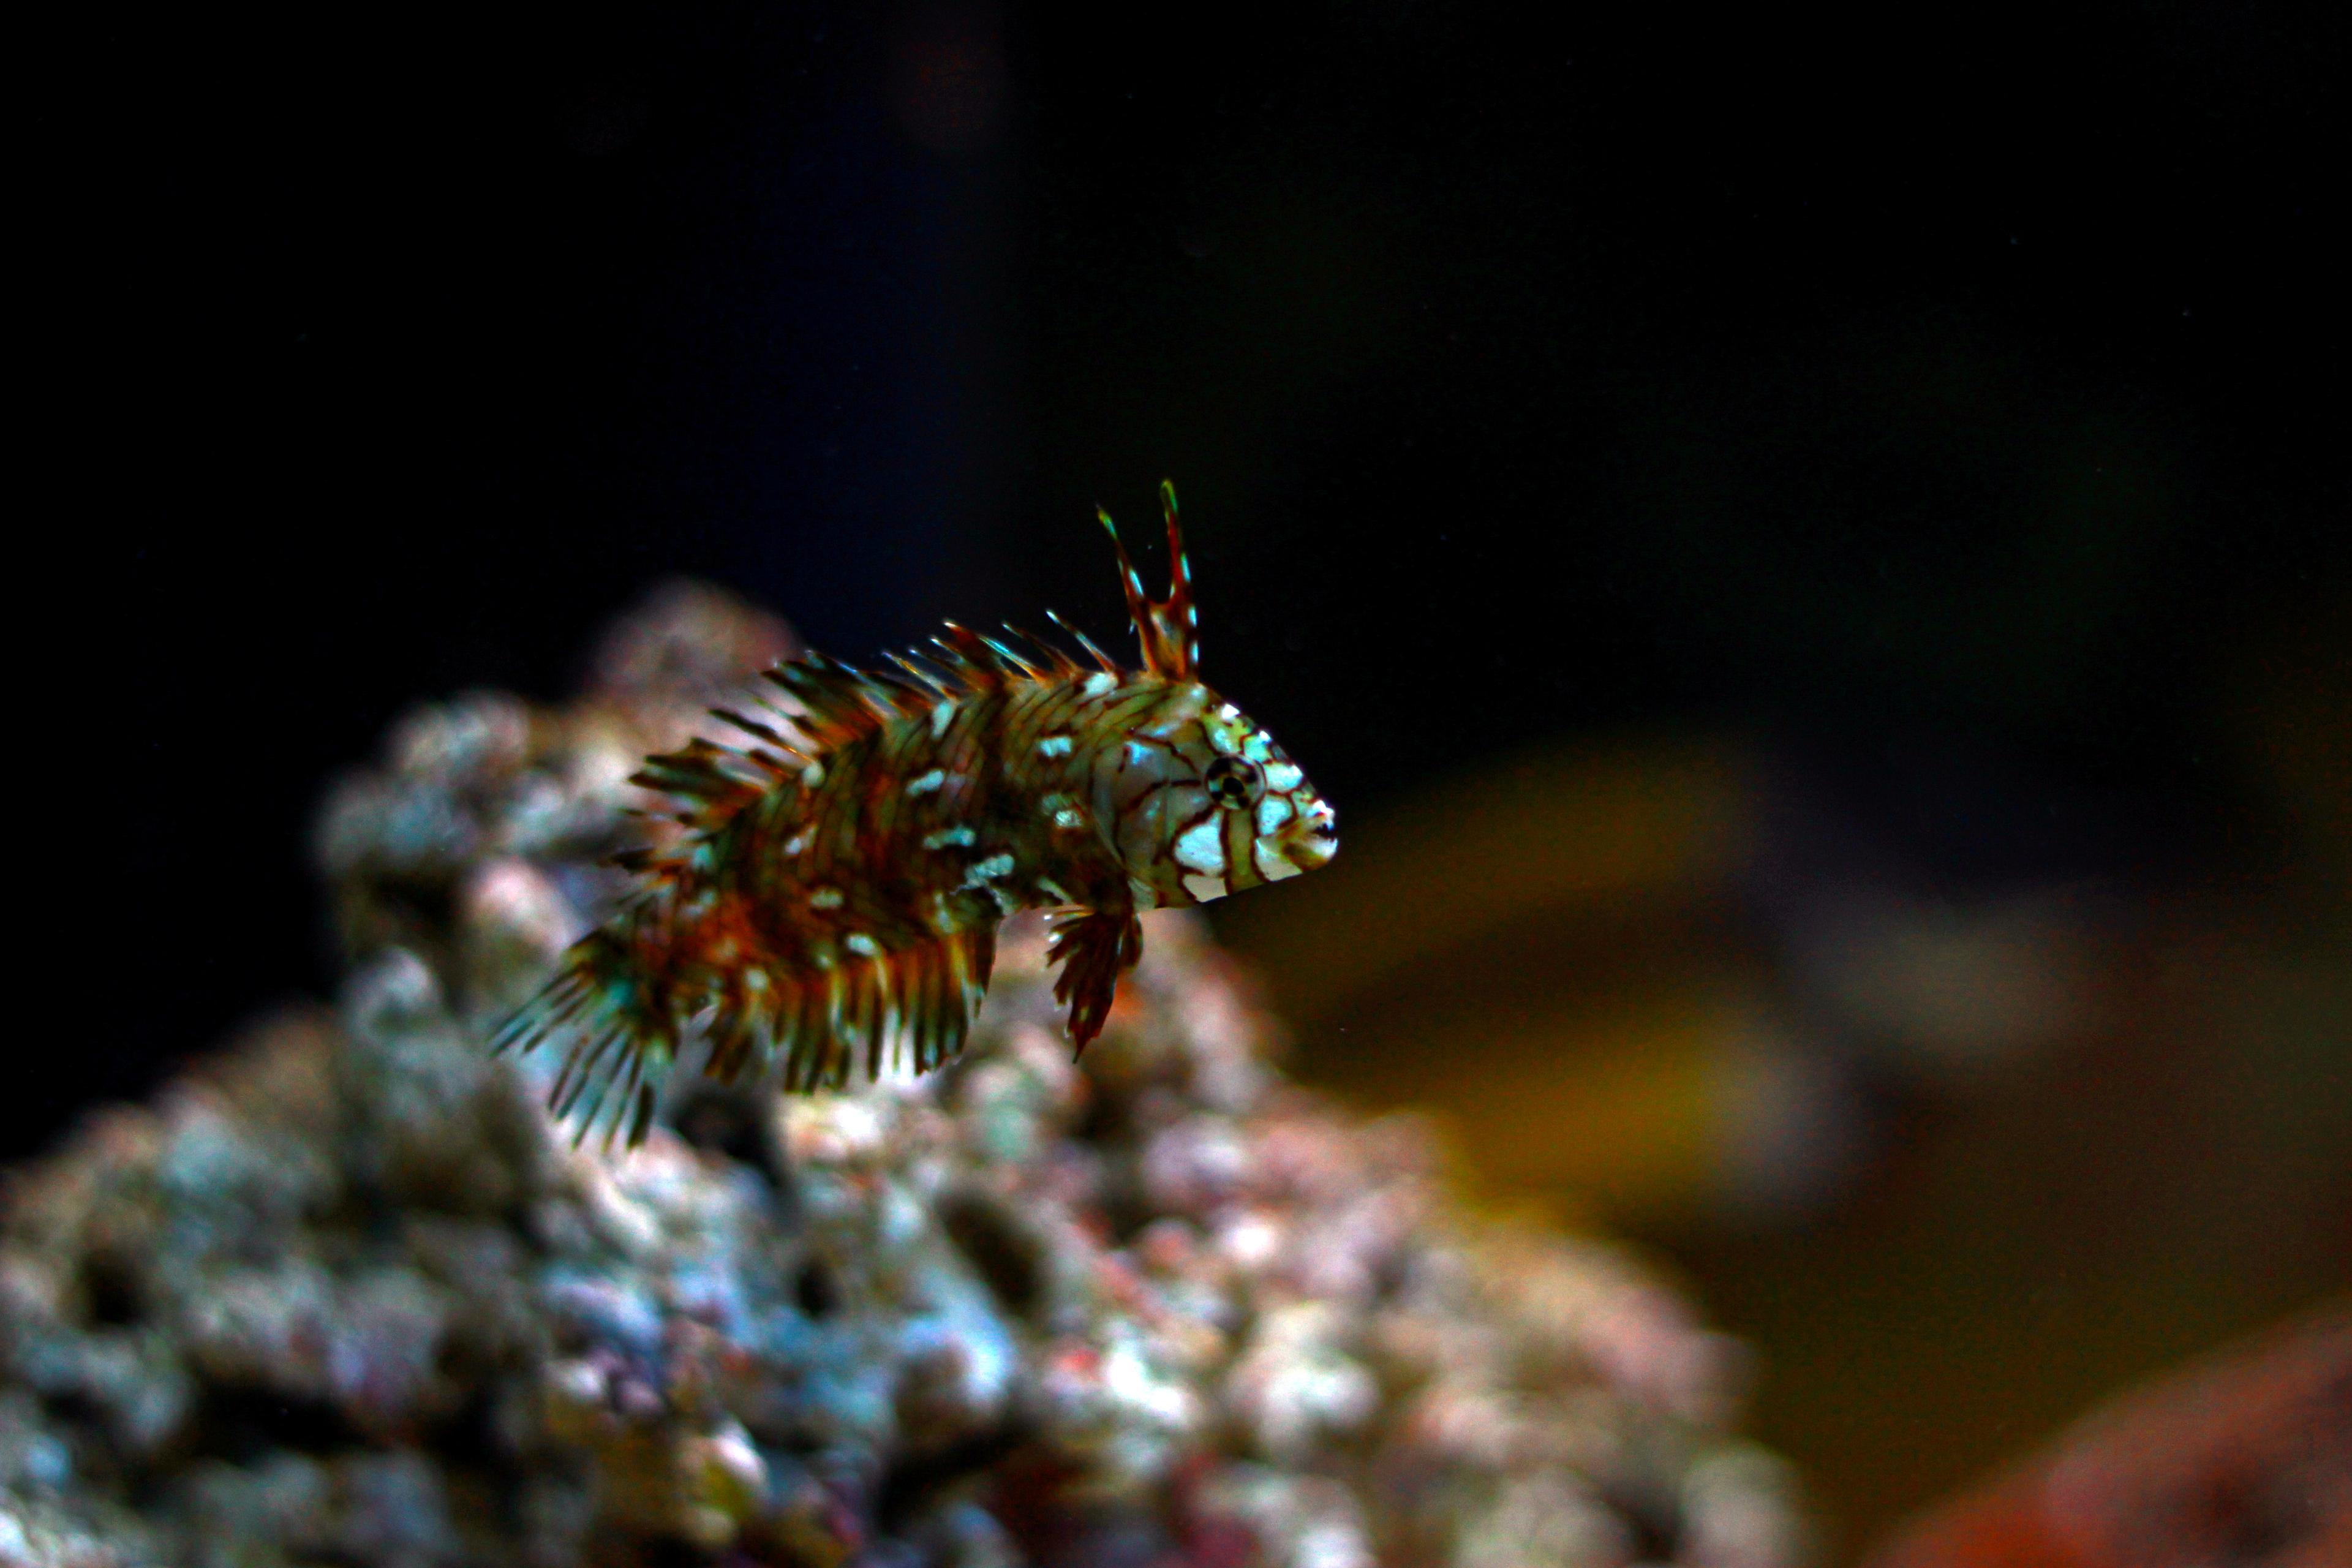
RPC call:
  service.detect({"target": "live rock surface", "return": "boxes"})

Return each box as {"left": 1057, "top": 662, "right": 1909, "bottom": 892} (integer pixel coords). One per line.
{"left": 1, "top": 586, "right": 1803, "bottom": 1567}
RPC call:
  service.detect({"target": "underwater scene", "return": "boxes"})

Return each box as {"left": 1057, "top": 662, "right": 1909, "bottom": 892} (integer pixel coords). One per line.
{"left": 0, "top": 587, "right": 1807, "bottom": 1565}
{"left": 21, "top": 3, "right": 2348, "bottom": 1564}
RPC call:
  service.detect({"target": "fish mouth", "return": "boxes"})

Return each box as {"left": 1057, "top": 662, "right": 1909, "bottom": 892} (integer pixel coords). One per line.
{"left": 1281, "top": 820, "right": 1338, "bottom": 873}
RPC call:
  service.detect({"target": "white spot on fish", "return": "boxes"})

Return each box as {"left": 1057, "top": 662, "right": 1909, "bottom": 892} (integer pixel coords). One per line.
{"left": 1256, "top": 796, "right": 1294, "bottom": 835}
{"left": 1036, "top": 733, "right": 1073, "bottom": 758}
{"left": 1183, "top": 871, "right": 1229, "bottom": 902}
{"left": 1053, "top": 806, "right": 1084, "bottom": 830}
{"left": 809, "top": 887, "right": 844, "bottom": 910}
{"left": 845, "top": 932, "right": 881, "bottom": 957}
{"left": 1218, "top": 704, "right": 1241, "bottom": 722}
{"left": 1254, "top": 841, "right": 1302, "bottom": 882}
{"left": 1174, "top": 816, "right": 1226, "bottom": 875}
{"left": 966, "top": 854, "right": 1014, "bottom": 884}
{"left": 930, "top": 699, "right": 956, "bottom": 737}
{"left": 782, "top": 831, "right": 811, "bottom": 857}
{"left": 1264, "top": 761, "right": 1303, "bottom": 793}
{"left": 922, "top": 825, "right": 976, "bottom": 850}
{"left": 801, "top": 763, "right": 826, "bottom": 787}
{"left": 1084, "top": 671, "right": 1117, "bottom": 697}
{"left": 905, "top": 769, "right": 946, "bottom": 796}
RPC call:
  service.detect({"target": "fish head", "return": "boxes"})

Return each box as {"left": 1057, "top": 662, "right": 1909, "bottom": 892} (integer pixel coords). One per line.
{"left": 1093, "top": 682, "right": 1337, "bottom": 910}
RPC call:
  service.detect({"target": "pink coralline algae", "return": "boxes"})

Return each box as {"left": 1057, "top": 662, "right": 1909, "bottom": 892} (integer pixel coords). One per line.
{"left": 0, "top": 586, "right": 1804, "bottom": 1567}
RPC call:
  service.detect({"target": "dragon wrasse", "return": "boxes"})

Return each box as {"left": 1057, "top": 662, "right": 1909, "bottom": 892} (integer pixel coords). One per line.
{"left": 496, "top": 483, "right": 1336, "bottom": 1144}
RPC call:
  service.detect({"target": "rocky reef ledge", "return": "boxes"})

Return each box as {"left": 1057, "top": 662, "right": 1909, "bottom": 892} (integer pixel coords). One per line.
{"left": 1, "top": 587, "right": 1803, "bottom": 1567}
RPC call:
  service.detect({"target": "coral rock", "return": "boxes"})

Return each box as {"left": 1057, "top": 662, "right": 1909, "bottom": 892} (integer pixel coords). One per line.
{"left": 1, "top": 585, "right": 1804, "bottom": 1567}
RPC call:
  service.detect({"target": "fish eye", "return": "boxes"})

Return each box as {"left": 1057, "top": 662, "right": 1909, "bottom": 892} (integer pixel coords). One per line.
{"left": 1203, "top": 754, "right": 1263, "bottom": 809}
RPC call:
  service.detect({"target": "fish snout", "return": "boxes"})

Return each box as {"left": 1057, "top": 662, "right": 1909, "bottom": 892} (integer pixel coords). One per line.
{"left": 1278, "top": 799, "right": 1338, "bottom": 874}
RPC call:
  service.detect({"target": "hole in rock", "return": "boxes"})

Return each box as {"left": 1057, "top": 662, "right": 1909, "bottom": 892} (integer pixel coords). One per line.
{"left": 794, "top": 1257, "right": 843, "bottom": 1319}
{"left": 937, "top": 1191, "right": 1042, "bottom": 1321}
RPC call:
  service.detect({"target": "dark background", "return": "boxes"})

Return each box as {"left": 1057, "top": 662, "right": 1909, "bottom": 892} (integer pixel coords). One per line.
{"left": 25, "top": 1, "right": 2349, "bottom": 1551}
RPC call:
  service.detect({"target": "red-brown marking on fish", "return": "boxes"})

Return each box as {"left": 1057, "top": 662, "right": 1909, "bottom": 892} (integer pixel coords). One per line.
{"left": 495, "top": 482, "right": 1336, "bottom": 1144}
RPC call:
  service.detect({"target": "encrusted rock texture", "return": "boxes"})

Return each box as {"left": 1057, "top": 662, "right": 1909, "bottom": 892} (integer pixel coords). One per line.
{"left": 0, "top": 586, "right": 1803, "bottom": 1567}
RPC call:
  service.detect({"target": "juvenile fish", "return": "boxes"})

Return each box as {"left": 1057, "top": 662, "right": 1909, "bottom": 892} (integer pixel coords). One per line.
{"left": 494, "top": 483, "right": 1336, "bottom": 1143}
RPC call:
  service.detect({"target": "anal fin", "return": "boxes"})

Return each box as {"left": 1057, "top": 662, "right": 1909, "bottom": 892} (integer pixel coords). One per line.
{"left": 704, "top": 921, "right": 999, "bottom": 1093}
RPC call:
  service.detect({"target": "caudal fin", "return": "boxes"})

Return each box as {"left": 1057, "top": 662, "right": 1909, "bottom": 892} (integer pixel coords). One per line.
{"left": 492, "top": 916, "right": 682, "bottom": 1148}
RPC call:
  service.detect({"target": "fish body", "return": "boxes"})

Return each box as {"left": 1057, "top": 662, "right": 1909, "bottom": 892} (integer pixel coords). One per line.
{"left": 496, "top": 483, "right": 1336, "bottom": 1142}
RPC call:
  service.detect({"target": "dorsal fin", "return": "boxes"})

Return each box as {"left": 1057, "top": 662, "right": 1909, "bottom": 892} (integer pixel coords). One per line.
{"left": 1000, "top": 623, "right": 1084, "bottom": 679}
{"left": 932, "top": 622, "right": 1027, "bottom": 692}
{"left": 1046, "top": 608, "right": 1119, "bottom": 674}
{"left": 759, "top": 653, "right": 903, "bottom": 750}
{"left": 1097, "top": 479, "right": 1199, "bottom": 679}
{"left": 628, "top": 737, "right": 786, "bottom": 842}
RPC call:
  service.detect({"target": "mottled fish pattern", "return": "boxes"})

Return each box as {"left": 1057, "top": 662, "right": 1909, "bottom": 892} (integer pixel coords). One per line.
{"left": 495, "top": 483, "right": 1337, "bottom": 1144}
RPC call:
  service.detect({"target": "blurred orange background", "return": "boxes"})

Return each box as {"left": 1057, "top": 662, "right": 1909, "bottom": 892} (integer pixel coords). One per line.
{"left": 1218, "top": 597, "right": 2350, "bottom": 1559}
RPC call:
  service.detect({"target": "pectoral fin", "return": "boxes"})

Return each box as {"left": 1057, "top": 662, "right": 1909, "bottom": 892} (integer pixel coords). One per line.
{"left": 1047, "top": 907, "right": 1143, "bottom": 1056}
